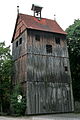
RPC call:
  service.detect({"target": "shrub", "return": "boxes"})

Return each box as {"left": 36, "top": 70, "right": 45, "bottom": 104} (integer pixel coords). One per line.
{"left": 10, "top": 84, "right": 26, "bottom": 116}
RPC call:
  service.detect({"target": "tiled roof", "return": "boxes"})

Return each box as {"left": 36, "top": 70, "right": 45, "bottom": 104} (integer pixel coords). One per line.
{"left": 20, "top": 13, "right": 67, "bottom": 35}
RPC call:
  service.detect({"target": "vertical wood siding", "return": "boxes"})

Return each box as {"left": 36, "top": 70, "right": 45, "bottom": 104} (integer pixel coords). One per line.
{"left": 27, "top": 82, "right": 72, "bottom": 114}
{"left": 26, "top": 30, "right": 74, "bottom": 114}
{"left": 12, "top": 29, "right": 74, "bottom": 114}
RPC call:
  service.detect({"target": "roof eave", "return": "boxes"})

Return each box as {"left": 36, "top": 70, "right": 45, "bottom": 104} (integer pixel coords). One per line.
{"left": 27, "top": 27, "right": 67, "bottom": 35}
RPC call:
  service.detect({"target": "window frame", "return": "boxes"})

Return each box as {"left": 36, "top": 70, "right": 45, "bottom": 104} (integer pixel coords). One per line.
{"left": 55, "top": 37, "right": 60, "bottom": 44}
{"left": 16, "top": 41, "right": 18, "bottom": 47}
{"left": 46, "top": 44, "right": 52, "bottom": 53}
{"left": 64, "top": 66, "right": 68, "bottom": 72}
{"left": 35, "top": 34, "right": 40, "bottom": 41}
{"left": 19, "top": 38, "right": 22, "bottom": 45}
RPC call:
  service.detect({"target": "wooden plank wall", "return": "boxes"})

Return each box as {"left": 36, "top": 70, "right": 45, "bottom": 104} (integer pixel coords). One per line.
{"left": 27, "top": 30, "right": 68, "bottom": 57}
{"left": 12, "top": 31, "right": 27, "bottom": 60}
{"left": 26, "top": 30, "right": 74, "bottom": 114}
{"left": 12, "top": 29, "right": 74, "bottom": 114}
{"left": 12, "top": 31, "right": 28, "bottom": 97}
{"left": 27, "top": 82, "right": 72, "bottom": 114}
{"left": 27, "top": 54, "right": 70, "bottom": 83}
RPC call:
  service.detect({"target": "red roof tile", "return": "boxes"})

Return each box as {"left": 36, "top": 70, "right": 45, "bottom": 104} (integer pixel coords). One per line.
{"left": 20, "top": 13, "right": 67, "bottom": 35}
{"left": 12, "top": 13, "right": 67, "bottom": 42}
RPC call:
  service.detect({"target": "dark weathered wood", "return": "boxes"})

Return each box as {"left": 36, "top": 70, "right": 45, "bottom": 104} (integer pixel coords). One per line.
{"left": 27, "top": 54, "right": 70, "bottom": 83}
{"left": 26, "top": 82, "right": 73, "bottom": 114}
{"left": 12, "top": 28, "right": 74, "bottom": 114}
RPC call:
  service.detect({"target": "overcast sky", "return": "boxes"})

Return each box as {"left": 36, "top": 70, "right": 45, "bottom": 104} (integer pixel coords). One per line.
{"left": 0, "top": 0, "right": 80, "bottom": 47}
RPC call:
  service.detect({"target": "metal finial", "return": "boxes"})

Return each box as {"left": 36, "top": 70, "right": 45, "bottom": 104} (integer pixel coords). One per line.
{"left": 17, "top": 6, "right": 19, "bottom": 14}
{"left": 54, "top": 14, "right": 56, "bottom": 21}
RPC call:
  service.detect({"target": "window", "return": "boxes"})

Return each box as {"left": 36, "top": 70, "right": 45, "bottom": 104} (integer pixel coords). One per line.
{"left": 16, "top": 41, "right": 18, "bottom": 47}
{"left": 19, "top": 38, "right": 22, "bottom": 44}
{"left": 64, "top": 66, "right": 68, "bottom": 72}
{"left": 46, "top": 45, "right": 52, "bottom": 53}
{"left": 35, "top": 35, "right": 40, "bottom": 41}
{"left": 55, "top": 37, "right": 60, "bottom": 44}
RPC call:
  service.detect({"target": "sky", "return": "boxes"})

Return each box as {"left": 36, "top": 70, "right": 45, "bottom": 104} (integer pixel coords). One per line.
{"left": 0, "top": 0, "right": 80, "bottom": 47}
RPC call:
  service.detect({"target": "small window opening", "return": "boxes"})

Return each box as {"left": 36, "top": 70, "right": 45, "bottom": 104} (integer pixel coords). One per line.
{"left": 35, "top": 35, "right": 40, "bottom": 41}
{"left": 46, "top": 45, "right": 52, "bottom": 53}
{"left": 16, "top": 41, "right": 18, "bottom": 47}
{"left": 64, "top": 66, "right": 68, "bottom": 72}
{"left": 55, "top": 37, "right": 60, "bottom": 44}
{"left": 19, "top": 38, "right": 22, "bottom": 44}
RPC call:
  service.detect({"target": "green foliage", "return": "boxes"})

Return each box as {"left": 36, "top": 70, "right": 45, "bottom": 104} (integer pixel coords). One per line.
{"left": 11, "top": 84, "right": 26, "bottom": 116}
{"left": 0, "top": 42, "right": 12, "bottom": 113}
{"left": 66, "top": 19, "right": 80, "bottom": 101}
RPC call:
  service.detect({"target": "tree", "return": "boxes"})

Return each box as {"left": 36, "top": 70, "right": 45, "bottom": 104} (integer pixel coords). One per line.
{"left": 66, "top": 19, "right": 80, "bottom": 101}
{"left": 0, "top": 42, "right": 12, "bottom": 113}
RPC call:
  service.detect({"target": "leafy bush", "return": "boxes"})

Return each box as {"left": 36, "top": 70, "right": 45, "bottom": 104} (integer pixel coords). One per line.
{"left": 0, "top": 42, "right": 12, "bottom": 113}
{"left": 66, "top": 20, "right": 80, "bottom": 101}
{"left": 10, "top": 84, "right": 26, "bottom": 116}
